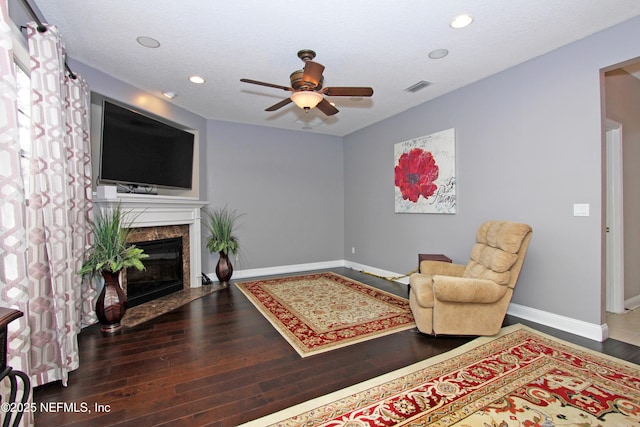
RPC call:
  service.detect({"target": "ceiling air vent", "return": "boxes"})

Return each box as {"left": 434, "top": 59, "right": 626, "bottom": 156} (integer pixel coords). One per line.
{"left": 404, "top": 80, "right": 432, "bottom": 93}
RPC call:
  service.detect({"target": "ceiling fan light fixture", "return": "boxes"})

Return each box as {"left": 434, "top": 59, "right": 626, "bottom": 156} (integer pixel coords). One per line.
{"left": 290, "top": 91, "right": 323, "bottom": 111}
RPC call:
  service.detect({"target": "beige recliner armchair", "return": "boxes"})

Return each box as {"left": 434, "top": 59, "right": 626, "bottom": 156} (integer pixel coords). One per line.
{"left": 409, "top": 220, "right": 532, "bottom": 336}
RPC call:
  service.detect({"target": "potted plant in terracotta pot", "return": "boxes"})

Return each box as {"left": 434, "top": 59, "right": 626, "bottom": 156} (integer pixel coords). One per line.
{"left": 78, "top": 205, "right": 148, "bottom": 332}
{"left": 203, "top": 205, "right": 243, "bottom": 287}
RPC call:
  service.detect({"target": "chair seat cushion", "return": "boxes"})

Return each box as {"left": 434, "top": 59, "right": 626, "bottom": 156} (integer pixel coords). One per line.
{"left": 433, "top": 276, "right": 508, "bottom": 303}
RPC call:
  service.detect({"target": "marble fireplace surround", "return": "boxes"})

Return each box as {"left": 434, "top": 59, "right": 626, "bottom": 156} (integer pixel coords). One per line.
{"left": 94, "top": 192, "right": 207, "bottom": 291}
{"left": 124, "top": 224, "right": 189, "bottom": 295}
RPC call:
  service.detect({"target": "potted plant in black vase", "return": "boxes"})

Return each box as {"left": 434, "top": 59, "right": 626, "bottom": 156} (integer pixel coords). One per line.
{"left": 78, "top": 205, "right": 148, "bottom": 332}
{"left": 203, "top": 206, "right": 243, "bottom": 287}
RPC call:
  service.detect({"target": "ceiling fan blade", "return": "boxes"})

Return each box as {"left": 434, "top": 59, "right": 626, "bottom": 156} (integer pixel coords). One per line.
{"left": 265, "top": 97, "right": 293, "bottom": 111}
{"left": 316, "top": 99, "right": 339, "bottom": 116}
{"left": 241, "top": 78, "right": 293, "bottom": 92}
{"left": 302, "top": 61, "right": 325, "bottom": 87}
{"left": 322, "top": 87, "right": 374, "bottom": 97}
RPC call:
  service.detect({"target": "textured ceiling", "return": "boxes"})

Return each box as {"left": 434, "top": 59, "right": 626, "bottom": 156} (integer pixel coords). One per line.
{"left": 23, "top": 0, "right": 640, "bottom": 136}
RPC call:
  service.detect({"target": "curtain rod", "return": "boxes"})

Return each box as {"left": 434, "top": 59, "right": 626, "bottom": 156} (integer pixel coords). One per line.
{"left": 19, "top": 0, "right": 76, "bottom": 79}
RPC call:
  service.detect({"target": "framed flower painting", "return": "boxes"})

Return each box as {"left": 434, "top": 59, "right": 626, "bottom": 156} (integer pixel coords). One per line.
{"left": 394, "top": 128, "right": 456, "bottom": 213}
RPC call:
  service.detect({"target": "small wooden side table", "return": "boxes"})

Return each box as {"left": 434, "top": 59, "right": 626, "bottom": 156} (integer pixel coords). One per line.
{"left": 0, "top": 308, "right": 31, "bottom": 427}
{"left": 417, "top": 253, "right": 452, "bottom": 269}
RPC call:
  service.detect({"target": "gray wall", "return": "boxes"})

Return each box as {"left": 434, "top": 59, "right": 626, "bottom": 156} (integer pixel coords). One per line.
{"left": 344, "top": 16, "right": 640, "bottom": 326}
{"left": 56, "top": 15, "right": 640, "bottom": 328}
{"left": 202, "top": 120, "right": 344, "bottom": 273}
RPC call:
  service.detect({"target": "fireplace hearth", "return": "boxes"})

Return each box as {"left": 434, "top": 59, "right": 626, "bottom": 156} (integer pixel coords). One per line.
{"left": 126, "top": 237, "right": 183, "bottom": 307}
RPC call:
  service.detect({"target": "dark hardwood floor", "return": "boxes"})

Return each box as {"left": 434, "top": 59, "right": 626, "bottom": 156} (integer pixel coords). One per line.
{"left": 33, "top": 267, "right": 640, "bottom": 426}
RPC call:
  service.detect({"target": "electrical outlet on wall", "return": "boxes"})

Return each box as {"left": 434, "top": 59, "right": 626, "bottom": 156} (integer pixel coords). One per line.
{"left": 351, "top": 247, "right": 355, "bottom": 254}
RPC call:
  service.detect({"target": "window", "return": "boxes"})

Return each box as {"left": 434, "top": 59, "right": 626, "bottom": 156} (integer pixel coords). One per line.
{"left": 16, "top": 64, "right": 30, "bottom": 193}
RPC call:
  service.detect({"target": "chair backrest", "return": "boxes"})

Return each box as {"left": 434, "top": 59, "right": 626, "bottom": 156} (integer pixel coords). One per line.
{"left": 463, "top": 221, "right": 533, "bottom": 289}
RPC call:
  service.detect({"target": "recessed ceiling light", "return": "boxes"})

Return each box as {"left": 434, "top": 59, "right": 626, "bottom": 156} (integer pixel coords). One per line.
{"left": 162, "top": 91, "right": 177, "bottom": 99}
{"left": 404, "top": 80, "right": 433, "bottom": 93}
{"left": 136, "top": 36, "right": 160, "bottom": 48}
{"left": 428, "top": 49, "right": 449, "bottom": 59}
{"left": 450, "top": 14, "right": 473, "bottom": 29}
{"left": 189, "top": 75, "right": 206, "bottom": 84}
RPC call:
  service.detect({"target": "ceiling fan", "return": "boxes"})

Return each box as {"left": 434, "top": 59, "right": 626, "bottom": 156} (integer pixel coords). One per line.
{"left": 240, "top": 49, "right": 373, "bottom": 116}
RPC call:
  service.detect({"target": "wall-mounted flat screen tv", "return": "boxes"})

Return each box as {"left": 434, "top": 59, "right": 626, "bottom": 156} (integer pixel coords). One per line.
{"left": 99, "top": 100, "right": 194, "bottom": 190}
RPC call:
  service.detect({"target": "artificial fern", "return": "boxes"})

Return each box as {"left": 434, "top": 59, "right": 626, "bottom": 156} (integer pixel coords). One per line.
{"left": 203, "top": 206, "right": 243, "bottom": 255}
{"left": 78, "top": 205, "right": 148, "bottom": 277}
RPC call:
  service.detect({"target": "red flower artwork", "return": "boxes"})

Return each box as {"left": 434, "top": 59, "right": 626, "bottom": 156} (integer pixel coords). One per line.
{"left": 394, "top": 148, "right": 439, "bottom": 203}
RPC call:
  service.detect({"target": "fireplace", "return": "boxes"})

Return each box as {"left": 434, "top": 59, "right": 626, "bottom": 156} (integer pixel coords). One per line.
{"left": 126, "top": 237, "right": 184, "bottom": 307}
{"left": 94, "top": 192, "right": 207, "bottom": 296}
{"left": 122, "top": 224, "right": 191, "bottom": 308}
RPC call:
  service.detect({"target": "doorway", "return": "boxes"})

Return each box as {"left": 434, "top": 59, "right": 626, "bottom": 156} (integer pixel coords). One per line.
{"left": 603, "top": 61, "right": 640, "bottom": 346}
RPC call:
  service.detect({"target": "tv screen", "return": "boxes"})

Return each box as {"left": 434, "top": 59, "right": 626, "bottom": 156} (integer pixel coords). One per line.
{"left": 99, "top": 100, "right": 194, "bottom": 190}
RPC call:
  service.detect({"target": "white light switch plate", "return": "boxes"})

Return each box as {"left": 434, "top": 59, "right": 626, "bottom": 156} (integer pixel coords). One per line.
{"left": 573, "top": 203, "right": 590, "bottom": 216}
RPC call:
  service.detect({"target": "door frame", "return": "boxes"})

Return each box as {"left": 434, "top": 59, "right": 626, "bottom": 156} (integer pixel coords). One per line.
{"left": 605, "top": 119, "right": 625, "bottom": 313}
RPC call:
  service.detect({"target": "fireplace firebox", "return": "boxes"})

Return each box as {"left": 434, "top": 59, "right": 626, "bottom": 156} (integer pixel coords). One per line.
{"left": 126, "top": 237, "right": 183, "bottom": 307}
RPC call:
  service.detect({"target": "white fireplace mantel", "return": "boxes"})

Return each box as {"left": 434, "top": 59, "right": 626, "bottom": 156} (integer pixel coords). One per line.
{"left": 94, "top": 191, "right": 208, "bottom": 288}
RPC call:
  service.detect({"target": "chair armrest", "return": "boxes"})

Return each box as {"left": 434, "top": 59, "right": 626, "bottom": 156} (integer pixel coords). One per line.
{"left": 409, "top": 274, "right": 435, "bottom": 307}
{"left": 419, "top": 260, "right": 466, "bottom": 277}
{"left": 432, "top": 276, "right": 508, "bottom": 304}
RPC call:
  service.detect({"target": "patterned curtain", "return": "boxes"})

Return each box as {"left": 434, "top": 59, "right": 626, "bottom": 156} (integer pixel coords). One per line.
{"left": 0, "top": 0, "right": 97, "bottom": 405}
{"left": 0, "top": 0, "right": 29, "bottom": 375}
{"left": 25, "top": 22, "right": 97, "bottom": 386}
{"left": 0, "top": 2, "right": 33, "bottom": 426}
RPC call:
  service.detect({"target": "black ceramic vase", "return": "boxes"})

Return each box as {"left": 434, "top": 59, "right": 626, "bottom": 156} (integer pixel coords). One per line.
{"left": 95, "top": 270, "right": 127, "bottom": 332}
{"left": 215, "top": 251, "right": 233, "bottom": 286}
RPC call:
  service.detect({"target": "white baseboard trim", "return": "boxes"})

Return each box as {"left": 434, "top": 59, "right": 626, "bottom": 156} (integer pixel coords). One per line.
{"left": 344, "top": 261, "right": 412, "bottom": 285}
{"left": 625, "top": 294, "right": 640, "bottom": 310}
{"left": 223, "top": 260, "right": 347, "bottom": 281}
{"left": 507, "top": 303, "right": 608, "bottom": 342}
{"left": 214, "top": 260, "right": 609, "bottom": 342}
{"left": 216, "top": 260, "right": 412, "bottom": 284}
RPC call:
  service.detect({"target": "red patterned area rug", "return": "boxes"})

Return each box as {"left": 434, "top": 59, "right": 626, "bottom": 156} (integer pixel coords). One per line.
{"left": 240, "top": 324, "right": 640, "bottom": 426}
{"left": 235, "top": 272, "right": 415, "bottom": 357}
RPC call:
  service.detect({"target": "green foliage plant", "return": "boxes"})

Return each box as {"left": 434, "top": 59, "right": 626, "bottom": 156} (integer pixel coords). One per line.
{"left": 203, "top": 205, "right": 244, "bottom": 256}
{"left": 78, "top": 205, "right": 148, "bottom": 277}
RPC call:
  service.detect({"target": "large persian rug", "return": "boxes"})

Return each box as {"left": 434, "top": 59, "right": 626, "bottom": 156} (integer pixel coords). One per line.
{"left": 240, "top": 324, "right": 640, "bottom": 426}
{"left": 235, "top": 272, "right": 416, "bottom": 357}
